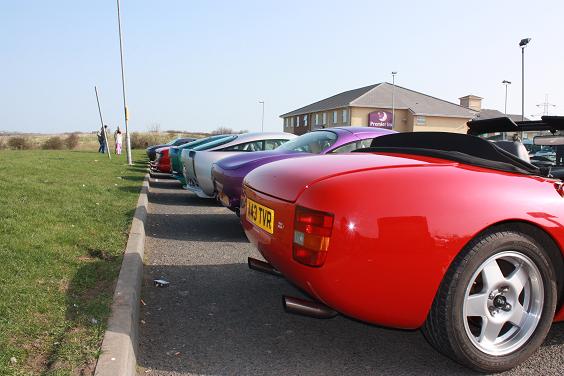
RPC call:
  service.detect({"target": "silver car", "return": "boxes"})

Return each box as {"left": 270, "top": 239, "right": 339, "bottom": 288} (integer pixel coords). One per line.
{"left": 180, "top": 132, "right": 296, "bottom": 198}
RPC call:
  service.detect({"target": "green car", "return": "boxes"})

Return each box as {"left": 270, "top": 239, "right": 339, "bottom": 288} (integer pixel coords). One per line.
{"left": 169, "top": 135, "right": 232, "bottom": 186}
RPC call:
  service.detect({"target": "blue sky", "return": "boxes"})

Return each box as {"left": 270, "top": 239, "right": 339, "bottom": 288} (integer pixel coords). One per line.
{"left": 1, "top": 0, "right": 563, "bottom": 134}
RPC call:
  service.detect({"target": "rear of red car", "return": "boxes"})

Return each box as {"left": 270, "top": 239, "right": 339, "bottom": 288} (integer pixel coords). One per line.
{"left": 241, "top": 153, "right": 564, "bottom": 329}
{"left": 241, "top": 153, "right": 450, "bottom": 328}
{"left": 152, "top": 147, "right": 172, "bottom": 173}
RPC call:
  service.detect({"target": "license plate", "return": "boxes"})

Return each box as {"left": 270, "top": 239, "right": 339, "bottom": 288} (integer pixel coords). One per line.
{"left": 246, "top": 198, "right": 274, "bottom": 234}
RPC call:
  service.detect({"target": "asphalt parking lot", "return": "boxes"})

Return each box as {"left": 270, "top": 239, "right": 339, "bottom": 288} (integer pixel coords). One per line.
{"left": 138, "top": 174, "right": 564, "bottom": 376}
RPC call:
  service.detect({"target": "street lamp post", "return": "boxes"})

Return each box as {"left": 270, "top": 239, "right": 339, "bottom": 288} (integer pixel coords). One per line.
{"left": 519, "top": 38, "right": 531, "bottom": 122}
{"left": 502, "top": 80, "right": 511, "bottom": 115}
{"left": 259, "top": 101, "right": 265, "bottom": 132}
{"left": 391, "top": 71, "right": 397, "bottom": 130}
{"left": 117, "top": 0, "right": 132, "bottom": 165}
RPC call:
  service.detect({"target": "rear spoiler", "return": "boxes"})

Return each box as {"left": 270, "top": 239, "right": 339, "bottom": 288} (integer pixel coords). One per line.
{"left": 467, "top": 116, "right": 564, "bottom": 135}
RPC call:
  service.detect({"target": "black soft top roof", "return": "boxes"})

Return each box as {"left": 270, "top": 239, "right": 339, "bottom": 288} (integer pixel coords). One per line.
{"left": 355, "top": 132, "right": 539, "bottom": 175}
{"left": 467, "top": 116, "right": 564, "bottom": 135}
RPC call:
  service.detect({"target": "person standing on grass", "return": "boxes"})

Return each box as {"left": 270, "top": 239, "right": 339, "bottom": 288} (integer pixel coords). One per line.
{"left": 99, "top": 125, "right": 109, "bottom": 153}
{"left": 97, "top": 128, "right": 104, "bottom": 153}
{"left": 115, "top": 128, "right": 123, "bottom": 155}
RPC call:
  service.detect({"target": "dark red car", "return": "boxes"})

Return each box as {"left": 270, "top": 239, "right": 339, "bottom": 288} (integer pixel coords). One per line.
{"left": 151, "top": 146, "right": 172, "bottom": 173}
{"left": 241, "top": 117, "right": 564, "bottom": 373}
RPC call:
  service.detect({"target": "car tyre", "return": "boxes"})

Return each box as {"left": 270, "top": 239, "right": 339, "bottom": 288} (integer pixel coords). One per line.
{"left": 422, "top": 228, "right": 558, "bottom": 373}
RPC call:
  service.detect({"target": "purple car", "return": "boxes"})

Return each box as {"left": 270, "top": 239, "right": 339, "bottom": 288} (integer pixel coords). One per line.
{"left": 212, "top": 127, "right": 395, "bottom": 214}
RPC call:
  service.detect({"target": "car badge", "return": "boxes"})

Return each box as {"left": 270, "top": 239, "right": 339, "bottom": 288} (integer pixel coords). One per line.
{"left": 277, "top": 222, "right": 284, "bottom": 230}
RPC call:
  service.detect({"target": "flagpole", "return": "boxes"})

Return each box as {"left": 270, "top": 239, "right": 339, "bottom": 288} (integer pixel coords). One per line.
{"left": 95, "top": 86, "right": 111, "bottom": 160}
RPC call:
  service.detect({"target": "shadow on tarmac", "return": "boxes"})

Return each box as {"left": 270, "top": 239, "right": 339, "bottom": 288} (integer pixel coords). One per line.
{"left": 147, "top": 191, "right": 221, "bottom": 207}
{"left": 146, "top": 213, "right": 247, "bottom": 243}
{"left": 138, "top": 263, "right": 465, "bottom": 375}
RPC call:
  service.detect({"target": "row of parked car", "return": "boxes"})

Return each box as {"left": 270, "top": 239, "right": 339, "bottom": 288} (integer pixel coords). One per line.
{"left": 147, "top": 127, "right": 392, "bottom": 212}
{"left": 146, "top": 117, "right": 564, "bottom": 374}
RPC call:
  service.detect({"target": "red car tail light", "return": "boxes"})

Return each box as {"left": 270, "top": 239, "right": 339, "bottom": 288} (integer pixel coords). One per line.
{"left": 293, "top": 206, "right": 334, "bottom": 267}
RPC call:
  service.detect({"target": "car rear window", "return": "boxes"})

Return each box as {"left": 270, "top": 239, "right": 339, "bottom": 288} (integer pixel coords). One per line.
{"left": 220, "top": 140, "right": 265, "bottom": 152}
{"left": 276, "top": 130, "right": 337, "bottom": 154}
{"left": 172, "top": 138, "right": 193, "bottom": 146}
{"left": 166, "top": 138, "right": 180, "bottom": 146}
{"left": 180, "top": 135, "right": 230, "bottom": 150}
{"left": 193, "top": 135, "right": 237, "bottom": 151}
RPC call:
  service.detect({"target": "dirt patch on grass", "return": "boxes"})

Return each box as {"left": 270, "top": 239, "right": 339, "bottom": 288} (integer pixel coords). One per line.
{"left": 26, "top": 350, "right": 49, "bottom": 374}
{"left": 78, "top": 255, "right": 95, "bottom": 262}
{"left": 86, "top": 248, "right": 117, "bottom": 261}
{"left": 74, "top": 357, "right": 97, "bottom": 376}
{"left": 12, "top": 334, "right": 50, "bottom": 374}
{"left": 58, "top": 278, "right": 70, "bottom": 293}
{"left": 80, "top": 278, "right": 116, "bottom": 307}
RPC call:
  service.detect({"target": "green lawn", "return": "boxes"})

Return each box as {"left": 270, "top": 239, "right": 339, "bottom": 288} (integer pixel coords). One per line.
{"left": 0, "top": 150, "right": 147, "bottom": 375}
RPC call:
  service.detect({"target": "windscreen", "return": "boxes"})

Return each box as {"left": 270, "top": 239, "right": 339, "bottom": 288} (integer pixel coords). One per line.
{"left": 193, "top": 135, "right": 237, "bottom": 151}
{"left": 276, "top": 130, "right": 337, "bottom": 154}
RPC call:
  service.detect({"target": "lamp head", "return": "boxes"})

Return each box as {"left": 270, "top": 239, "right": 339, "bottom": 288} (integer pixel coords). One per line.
{"left": 519, "top": 38, "right": 531, "bottom": 47}
{"left": 391, "top": 71, "right": 397, "bottom": 75}
{"left": 502, "top": 80, "right": 512, "bottom": 84}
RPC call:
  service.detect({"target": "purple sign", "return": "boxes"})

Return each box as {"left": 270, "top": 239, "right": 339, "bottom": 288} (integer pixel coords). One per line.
{"left": 368, "top": 111, "right": 393, "bottom": 129}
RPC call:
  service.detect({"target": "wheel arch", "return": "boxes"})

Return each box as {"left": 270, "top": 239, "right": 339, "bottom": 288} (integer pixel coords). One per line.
{"left": 462, "top": 219, "right": 563, "bottom": 312}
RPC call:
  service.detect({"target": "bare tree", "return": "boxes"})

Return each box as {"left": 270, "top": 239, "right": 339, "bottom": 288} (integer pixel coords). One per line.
{"left": 147, "top": 122, "right": 161, "bottom": 133}
{"left": 211, "top": 126, "right": 235, "bottom": 135}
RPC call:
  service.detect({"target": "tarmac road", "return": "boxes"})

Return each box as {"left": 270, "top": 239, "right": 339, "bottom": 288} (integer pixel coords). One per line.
{"left": 138, "top": 174, "right": 564, "bottom": 376}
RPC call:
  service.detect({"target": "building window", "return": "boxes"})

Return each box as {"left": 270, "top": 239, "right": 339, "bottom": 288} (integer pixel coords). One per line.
{"left": 296, "top": 116, "right": 300, "bottom": 127}
{"left": 343, "top": 109, "right": 348, "bottom": 124}
{"left": 416, "top": 116, "right": 426, "bottom": 126}
{"left": 303, "top": 115, "right": 308, "bottom": 127}
{"left": 315, "top": 113, "right": 320, "bottom": 125}
{"left": 290, "top": 117, "right": 294, "bottom": 127}
{"left": 333, "top": 111, "right": 337, "bottom": 124}
{"left": 284, "top": 118, "right": 288, "bottom": 128}
{"left": 322, "top": 112, "right": 327, "bottom": 124}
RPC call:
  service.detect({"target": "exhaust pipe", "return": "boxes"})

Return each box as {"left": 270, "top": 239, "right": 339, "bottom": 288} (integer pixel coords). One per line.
{"left": 248, "top": 257, "right": 281, "bottom": 276}
{"left": 282, "top": 295, "right": 337, "bottom": 319}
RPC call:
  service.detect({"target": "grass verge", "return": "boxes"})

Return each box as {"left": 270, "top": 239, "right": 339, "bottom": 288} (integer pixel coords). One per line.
{"left": 0, "top": 150, "right": 146, "bottom": 375}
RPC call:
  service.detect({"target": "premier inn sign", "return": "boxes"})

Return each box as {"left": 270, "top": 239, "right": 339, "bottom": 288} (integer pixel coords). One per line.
{"left": 368, "top": 111, "right": 393, "bottom": 130}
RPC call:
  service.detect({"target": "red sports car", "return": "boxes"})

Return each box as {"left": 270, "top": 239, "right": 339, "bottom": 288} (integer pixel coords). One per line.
{"left": 241, "top": 117, "right": 564, "bottom": 373}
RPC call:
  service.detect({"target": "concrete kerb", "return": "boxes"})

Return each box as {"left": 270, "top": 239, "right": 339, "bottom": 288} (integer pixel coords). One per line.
{"left": 94, "top": 174, "right": 149, "bottom": 376}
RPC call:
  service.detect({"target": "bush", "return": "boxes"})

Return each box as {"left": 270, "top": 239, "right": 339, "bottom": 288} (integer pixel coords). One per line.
{"left": 65, "top": 133, "right": 80, "bottom": 149}
{"left": 130, "top": 132, "right": 168, "bottom": 149}
{"left": 8, "top": 136, "right": 32, "bottom": 150}
{"left": 0, "top": 138, "right": 6, "bottom": 150}
{"left": 42, "top": 136, "right": 65, "bottom": 150}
